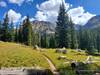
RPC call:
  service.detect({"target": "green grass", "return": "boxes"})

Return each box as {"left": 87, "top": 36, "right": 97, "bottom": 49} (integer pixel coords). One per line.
{"left": 0, "top": 41, "right": 49, "bottom": 68}
{"left": 0, "top": 42, "right": 100, "bottom": 75}
{"left": 43, "top": 49, "right": 100, "bottom": 75}
{"left": 43, "top": 49, "right": 87, "bottom": 68}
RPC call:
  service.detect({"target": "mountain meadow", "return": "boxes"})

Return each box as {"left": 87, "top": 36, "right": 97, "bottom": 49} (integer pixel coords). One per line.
{"left": 0, "top": 2, "right": 100, "bottom": 75}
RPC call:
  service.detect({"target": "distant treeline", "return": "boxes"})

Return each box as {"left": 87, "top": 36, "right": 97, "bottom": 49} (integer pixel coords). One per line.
{"left": 0, "top": 3, "right": 100, "bottom": 54}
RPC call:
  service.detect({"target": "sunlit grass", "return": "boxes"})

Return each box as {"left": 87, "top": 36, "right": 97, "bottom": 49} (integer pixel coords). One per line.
{"left": 0, "top": 42, "right": 49, "bottom": 68}
{"left": 0, "top": 41, "right": 99, "bottom": 74}
{"left": 43, "top": 49, "right": 100, "bottom": 70}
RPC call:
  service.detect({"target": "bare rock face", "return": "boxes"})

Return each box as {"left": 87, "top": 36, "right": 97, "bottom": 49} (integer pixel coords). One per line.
{"left": 84, "top": 16, "right": 100, "bottom": 29}
{"left": 32, "top": 20, "right": 55, "bottom": 35}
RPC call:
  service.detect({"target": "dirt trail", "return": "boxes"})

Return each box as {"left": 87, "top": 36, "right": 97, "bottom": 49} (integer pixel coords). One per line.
{"left": 43, "top": 54, "right": 60, "bottom": 75}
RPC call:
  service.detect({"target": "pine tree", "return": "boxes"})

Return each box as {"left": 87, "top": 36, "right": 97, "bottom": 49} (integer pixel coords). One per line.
{"left": 41, "top": 32, "right": 48, "bottom": 48}
{"left": 65, "top": 15, "right": 71, "bottom": 48}
{"left": 70, "top": 18, "right": 78, "bottom": 49}
{"left": 44, "top": 33, "right": 49, "bottom": 48}
{"left": 2, "top": 13, "right": 10, "bottom": 42}
{"left": 18, "top": 25, "right": 23, "bottom": 43}
{"left": 15, "top": 25, "right": 18, "bottom": 42}
{"left": 49, "top": 35, "right": 55, "bottom": 48}
{"left": 78, "top": 26, "right": 87, "bottom": 50}
{"left": 92, "top": 31, "right": 97, "bottom": 50}
{"left": 22, "top": 16, "right": 33, "bottom": 46}
{"left": 86, "top": 30, "right": 95, "bottom": 54}
{"left": 55, "top": 3, "right": 70, "bottom": 48}
{"left": 9, "top": 21, "right": 15, "bottom": 42}
{"left": 33, "top": 32, "right": 40, "bottom": 47}
{"left": 96, "top": 31, "right": 100, "bottom": 53}
{"left": 32, "top": 31, "right": 36, "bottom": 47}
{"left": 27, "top": 17, "right": 33, "bottom": 46}
{"left": 0, "top": 21, "right": 2, "bottom": 40}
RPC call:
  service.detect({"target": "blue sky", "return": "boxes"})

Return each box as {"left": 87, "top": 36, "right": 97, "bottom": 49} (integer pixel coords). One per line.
{"left": 67, "top": 0, "right": 100, "bottom": 15}
{"left": 0, "top": 0, "right": 99, "bottom": 25}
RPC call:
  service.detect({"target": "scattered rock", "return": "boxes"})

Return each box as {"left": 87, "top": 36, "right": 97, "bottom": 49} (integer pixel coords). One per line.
{"left": 62, "top": 50, "right": 67, "bottom": 54}
{"left": 34, "top": 45, "right": 40, "bottom": 50}
{"left": 55, "top": 48, "right": 67, "bottom": 54}
{"left": 76, "top": 49, "right": 83, "bottom": 52}
{"left": 55, "top": 49, "right": 62, "bottom": 53}
{"left": 58, "top": 56, "right": 66, "bottom": 60}
{"left": 95, "top": 73, "right": 100, "bottom": 75}
{"left": 85, "top": 56, "right": 93, "bottom": 64}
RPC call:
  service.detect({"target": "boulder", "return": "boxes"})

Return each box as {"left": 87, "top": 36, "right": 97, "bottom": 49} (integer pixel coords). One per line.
{"left": 58, "top": 56, "right": 66, "bottom": 60}
{"left": 62, "top": 50, "right": 67, "bottom": 54}
{"left": 95, "top": 73, "right": 100, "bottom": 75}
{"left": 76, "top": 49, "right": 83, "bottom": 52}
{"left": 55, "top": 49, "right": 62, "bottom": 53}
{"left": 86, "top": 56, "right": 93, "bottom": 64}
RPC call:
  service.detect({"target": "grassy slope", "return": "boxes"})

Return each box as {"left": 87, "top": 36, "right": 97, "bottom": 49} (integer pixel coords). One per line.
{"left": 0, "top": 42, "right": 100, "bottom": 75}
{"left": 43, "top": 49, "right": 100, "bottom": 70}
{"left": 0, "top": 42, "right": 49, "bottom": 68}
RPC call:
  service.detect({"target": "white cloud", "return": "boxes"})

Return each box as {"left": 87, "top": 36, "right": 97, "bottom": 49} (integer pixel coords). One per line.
{"left": 21, "top": 16, "right": 34, "bottom": 23}
{"left": 7, "top": 9, "right": 22, "bottom": 23}
{"left": 68, "top": 6, "right": 96, "bottom": 25}
{"left": 35, "top": 0, "right": 70, "bottom": 23}
{"left": 8, "top": 0, "right": 33, "bottom": 6}
{"left": 30, "top": 18, "right": 35, "bottom": 22}
{"left": 35, "top": 11, "right": 47, "bottom": 21}
{"left": 0, "top": 1, "right": 7, "bottom": 7}
{"left": 37, "top": 0, "right": 69, "bottom": 12}
{"left": 9, "top": 0, "right": 24, "bottom": 6}
{"left": 21, "top": 16, "right": 27, "bottom": 22}
{"left": 35, "top": 0, "right": 95, "bottom": 25}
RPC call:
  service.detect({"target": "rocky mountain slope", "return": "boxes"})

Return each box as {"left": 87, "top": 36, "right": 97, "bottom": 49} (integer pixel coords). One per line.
{"left": 32, "top": 20, "right": 55, "bottom": 34}
{"left": 84, "top": 15, "right": 100, "bottom": 29}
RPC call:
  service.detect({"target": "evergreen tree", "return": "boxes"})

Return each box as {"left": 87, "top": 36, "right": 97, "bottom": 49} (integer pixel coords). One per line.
{"left": 22, "top": 16, "right": 33, "bottom": 46}
{"left": 15, "top": 25, "right": 18, "bottom": 42}
{"left": 9, "top": 21, "right": 15, "bottom": 42}
{"left": 32, "top": 31, "right": 36, "bottom": 47}
{"left": 55, "top": 3, "right": 70, "bottom": 48}
{"left": 86, "top": 30, "right": 95, "bottom": 54}
{"left": 34, "top": 32, "right": 40, "bottom": 46}
{"left": 38, "top": 32, "right": 42, "bottom": 47}
{"left": 2, "top": 13, "right": 10, "bottom": 42}
{"left": 65, "top": 15, "right": 71, "bottom": 48}
{"left": 41, "top": 32, "right": 48, "bottom": 48}
{"left": 96, "top": 31, "right": 100, "bottom": 53}
{"left": 49, "top": 35, "right": 55, "bottom": 48}
{"left": 44, "top": 33, "right": 49, "bottom": 48}
{"left": 0, "top": 21, "right": 2, "bottom": 40}
{"left": 18, "top": 25, "right": 23, "bottom": 43}
{"left": 92, "top": 31, "right": 97, "bottom": 50}
{"left": 27, "top": 17, "right": 33, "bottom": 46}
{"left": 70, "top": 18, "right": 78, "bottom": 49}
{"left": 78, "top": 26, "right": 87, "bottom": 50}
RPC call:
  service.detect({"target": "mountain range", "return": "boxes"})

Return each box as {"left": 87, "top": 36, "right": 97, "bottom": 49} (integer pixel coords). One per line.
{"left": 31, "top": 15, "right": 100, "bottom": 33}
{"left": 84, "top": 15, "right": 100, "bottom": 29}
{"left": 32, "top": 20, "right": 55, "bottom": 34}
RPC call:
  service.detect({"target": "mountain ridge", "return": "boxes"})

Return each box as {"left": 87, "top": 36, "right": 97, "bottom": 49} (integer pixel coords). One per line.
{"left": 84, "top": 15, "right": 100, "bottom": 29}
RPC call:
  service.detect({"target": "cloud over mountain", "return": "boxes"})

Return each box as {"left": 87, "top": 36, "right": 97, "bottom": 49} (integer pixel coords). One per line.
{"left": 35, "top": 0, "right": 95, "bottom": 25}
{"left": 68, "top": 6, "right": 96, "bottom": 25}
{"left": 35, "top": 0, "right": 70, "bottom": 23}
